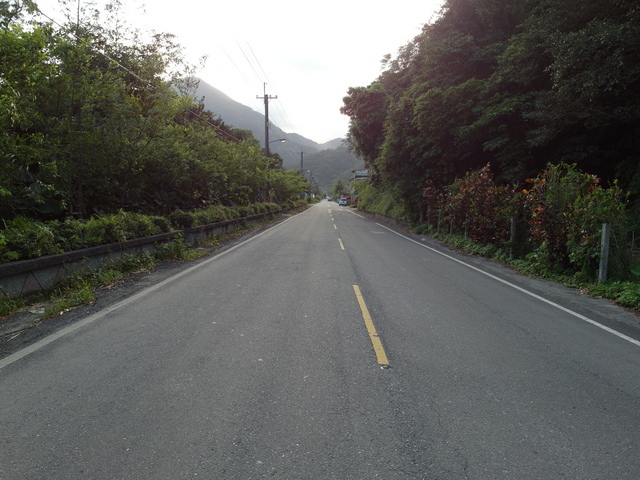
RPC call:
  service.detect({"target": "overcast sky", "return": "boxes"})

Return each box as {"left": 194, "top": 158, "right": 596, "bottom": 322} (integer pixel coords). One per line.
{"left": 34, "top": 0, "right": 444, "bottom": 143}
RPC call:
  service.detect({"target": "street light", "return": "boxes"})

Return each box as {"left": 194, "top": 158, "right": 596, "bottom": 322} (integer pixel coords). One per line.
{"left": 266, "top": 138, "right": 286, "bottom": 157}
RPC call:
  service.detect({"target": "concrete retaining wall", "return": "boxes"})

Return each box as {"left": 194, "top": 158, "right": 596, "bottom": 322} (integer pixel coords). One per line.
{"left": 0, "top": 212, "right": 278, "bottom": 299}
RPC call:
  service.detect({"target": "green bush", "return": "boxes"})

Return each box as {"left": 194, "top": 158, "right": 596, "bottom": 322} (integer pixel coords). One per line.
{"left": 152, "top": 238, "right": 195, "bottom": 261}
{"left": 567, "top": 187, "right": 627, "bottom": 277}
{"left": 413, "top": 223, "right": 431, "bottom": 235}
{"left": 193, "top": 210, "right": 213, "bottom": 226}
{"left": 149, "top": 216, "right": 173, "bottom": 233}
{"left": 2, "top": 216, "right": 62, "bottom": 259}
{"left": 236, "top": 206, "right": 252, "bottom": 217}
{"left": 83, "top": 212, "right": 160, "bottom": 245}
{"left": 169, "top": 210, "right": 195, "bottom": 229}
{"left": 114, "top": 211, "right": 159, "bottom": 240}
{"left": 83, "top": 215, "right": 123, "bottom": 244}
{"left": 49, "top": 218, "right": 89, "bottom": 251}
{"left": 252, "top": 203, "right": 279, "bottom": 214}
{"left": 205, "top": 205, "right": 233, "bottom": 223}
{"left": 356, "top": 182, "right": 410, "bottom": 221}
{"left": 0, "top": 201, "right": 290, "bottom": 264}
{"left": 525, "top": 163, "right": 629, "bottom": 279}
{"left": 586, "top": 282, "right": 640, "bottom": 311}
{"left": 0, "top": 237, "right": 20, "bottom": 262}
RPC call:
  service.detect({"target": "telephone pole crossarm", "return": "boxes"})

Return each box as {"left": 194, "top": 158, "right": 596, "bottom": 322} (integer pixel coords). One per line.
{"left": 256, "top": 87, "right": 278, "bottom": 156}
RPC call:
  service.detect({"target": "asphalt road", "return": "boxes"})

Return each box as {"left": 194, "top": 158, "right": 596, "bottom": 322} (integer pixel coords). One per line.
{"left": 1, "top": 200, "right": 639, "bottom": 479}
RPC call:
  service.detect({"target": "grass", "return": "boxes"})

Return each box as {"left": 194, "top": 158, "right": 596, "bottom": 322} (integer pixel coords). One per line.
{"left": 584, "top": 282, "right": 640, "bottom": 310}
{"left": 413, "top": 226, "right": 640, "bottom": 312}
{"left": 0, "top": 227, "right": 262, "bottom": 321}
{"left": 0, "top": 297, "right": 26, "bottom": 318}
{"left": 42, "top": 281, "right": 95, "bottom": 318}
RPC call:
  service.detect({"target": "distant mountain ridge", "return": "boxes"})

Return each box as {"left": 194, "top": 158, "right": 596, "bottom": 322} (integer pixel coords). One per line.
{"left": 192, "top": 78, "right": 363, "bottom": 189}
{"left": 193, "top": 80, "right": 339, "bottom": 165}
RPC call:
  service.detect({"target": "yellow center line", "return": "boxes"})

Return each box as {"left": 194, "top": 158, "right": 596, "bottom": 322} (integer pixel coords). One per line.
{"left": 338, "top": 238, "right": 345, "bottom": 250}
{"left": 352, "top": 285, "right": 390, "bottom": 366}
{"left": 334, "top": 224, "right": 337, "bottom": 230}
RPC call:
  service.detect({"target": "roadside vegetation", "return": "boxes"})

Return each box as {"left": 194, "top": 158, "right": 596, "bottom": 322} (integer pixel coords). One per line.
{"left": 0, "top": 205, "right": 306, "bottom": 320}
{"left": 1, "top": 2, "right": 307, "bottom": 225}
{"left": 0, "top": 237, "right": 194, "bottom": 319}
{"left": 0, "top": 1, "right": 311, "bottom": 319}
{"left": 4, "top": 0, "right": 640, "bottom": 318}
{"left": 343, "top": 0, "right": 640, "bottom": 312}
{"left": 354, "top": 164, "right": 640, "bottom": 311}
{"left": 0, "top": 201, "right": 300, "bottom": 263}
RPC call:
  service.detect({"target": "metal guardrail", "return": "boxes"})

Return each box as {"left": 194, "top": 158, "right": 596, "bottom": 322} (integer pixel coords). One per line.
{"left": 0, "top": 211, "right": 279, "bottom": 299}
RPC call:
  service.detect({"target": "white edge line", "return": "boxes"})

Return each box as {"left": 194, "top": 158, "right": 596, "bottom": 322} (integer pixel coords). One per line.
{"left": 0, "top": 214, "right": 299, "bottom": 371}
{"left": 376, "top": 222, "right": 640, "bottom": 348}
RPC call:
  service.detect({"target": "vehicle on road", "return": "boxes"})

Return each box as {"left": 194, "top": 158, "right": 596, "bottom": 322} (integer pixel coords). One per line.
{"left": 338, "top": 198, "right": 348, "bottom": 206}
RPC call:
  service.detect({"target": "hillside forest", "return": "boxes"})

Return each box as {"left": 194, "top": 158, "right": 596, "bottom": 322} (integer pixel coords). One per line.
{"left": 0, "top": 1, "right": 307, "bottom": 223}
{"left": 341, "top": 0, "right": 640, "bottom": 288}
{"left": 342, "top": 0, "right": 640, "bottom": 213}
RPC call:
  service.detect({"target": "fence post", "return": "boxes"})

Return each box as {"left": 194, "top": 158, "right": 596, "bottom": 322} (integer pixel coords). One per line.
{"left": 598, "top": 223, "right": 611, "bottom": 283}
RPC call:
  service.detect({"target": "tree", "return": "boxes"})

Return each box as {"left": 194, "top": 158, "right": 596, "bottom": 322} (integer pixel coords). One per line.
{"left": 342, "top": 0, "right": 640, "bottom": 222}
{"left": 0, "top": 20, "right": 64, "bottom": 219}
{"left": 340, "top": 83, "right": 388, "bottom": 174}
{"left": 331, "top": 180, "right": 347, "bottom": 199}
{"left": 525, "top": 0, "right": 640, "bottom": 190}
{"left": 1, "top": 0, "right": 282, "bottom": 222}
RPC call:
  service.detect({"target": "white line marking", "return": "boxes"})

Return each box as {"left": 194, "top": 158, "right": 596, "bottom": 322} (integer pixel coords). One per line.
{"left": 0, "top": 215, "right": 300, "bottom": 372}
{"left": 376, "top": 223, "right": 640, "bottom": 348}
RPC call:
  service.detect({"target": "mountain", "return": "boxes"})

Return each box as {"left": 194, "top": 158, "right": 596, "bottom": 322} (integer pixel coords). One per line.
{"left": 301, "top": 145, "right": 365, "bottom": 191}
{"left": 319, "top": 138, "right": 344, "bottom": 150}
{"left": 193, "top": 80, "right": 320, "bottom": 164}
{"left": 192, "top": 78, "right": 361, "bottom": 190}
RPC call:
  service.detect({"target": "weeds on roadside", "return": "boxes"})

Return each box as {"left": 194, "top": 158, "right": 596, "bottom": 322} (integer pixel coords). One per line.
{"left": 0, "top": 296, "right": 26, "bottom": 318}
{"left": 417, "top": 229, "right": 640, "bottom": 312}
{"left": 584, "top": 282, "right": 640, "bottom": 311}
{"left": 0, "top": 225, "right": 275, "bottom": 320}
{"left": 42, "top": 281, "right": 95, "bottom": 318}
{"left": 153, "top": 238, "right": 200, "bottom": 261}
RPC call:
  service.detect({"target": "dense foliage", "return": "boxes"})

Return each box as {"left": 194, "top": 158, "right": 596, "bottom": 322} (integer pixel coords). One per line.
{"left": 0, "top": 1, "right": 307, "bottom": 223}
{"left": 0, "top": 201, "right": 296, "bottom": 263}
{"left": 342, "top": 0, "right": 640, "bottom": 214}
{"left": 356, "top": 163, "right": 632, "bottom": 282}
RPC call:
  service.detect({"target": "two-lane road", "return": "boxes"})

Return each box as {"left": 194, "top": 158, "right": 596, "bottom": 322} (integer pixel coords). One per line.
{"left": 1, "top": 200, "right": 639, "bottom": 479}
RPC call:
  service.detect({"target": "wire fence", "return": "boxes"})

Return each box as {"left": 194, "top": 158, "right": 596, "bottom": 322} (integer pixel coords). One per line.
{"left": 419, "top": 212, "right": 637, "bottom": 283}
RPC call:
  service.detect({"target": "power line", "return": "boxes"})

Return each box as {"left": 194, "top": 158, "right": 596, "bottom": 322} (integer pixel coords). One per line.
{"left": 236, "top": 41, "right": 264, "bottom": 88}
{"left": 241, "top": 41, "right": 305, "bottom": 154}
{"left": 219, "top": 39, "right": 308, "bottom": 157}
{"left": 220, "top": 43, "right": 268, "bottom": 115}
{"left": 246, "top": 42, "right": 272, "bottom": 86}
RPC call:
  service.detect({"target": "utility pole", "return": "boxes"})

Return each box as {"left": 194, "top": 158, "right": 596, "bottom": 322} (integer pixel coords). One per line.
{"left": 256, "top": 83, "right": 277, "bottom": 156}
{"left": 300, "top": 151, "right": 304, "bottom": 175}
